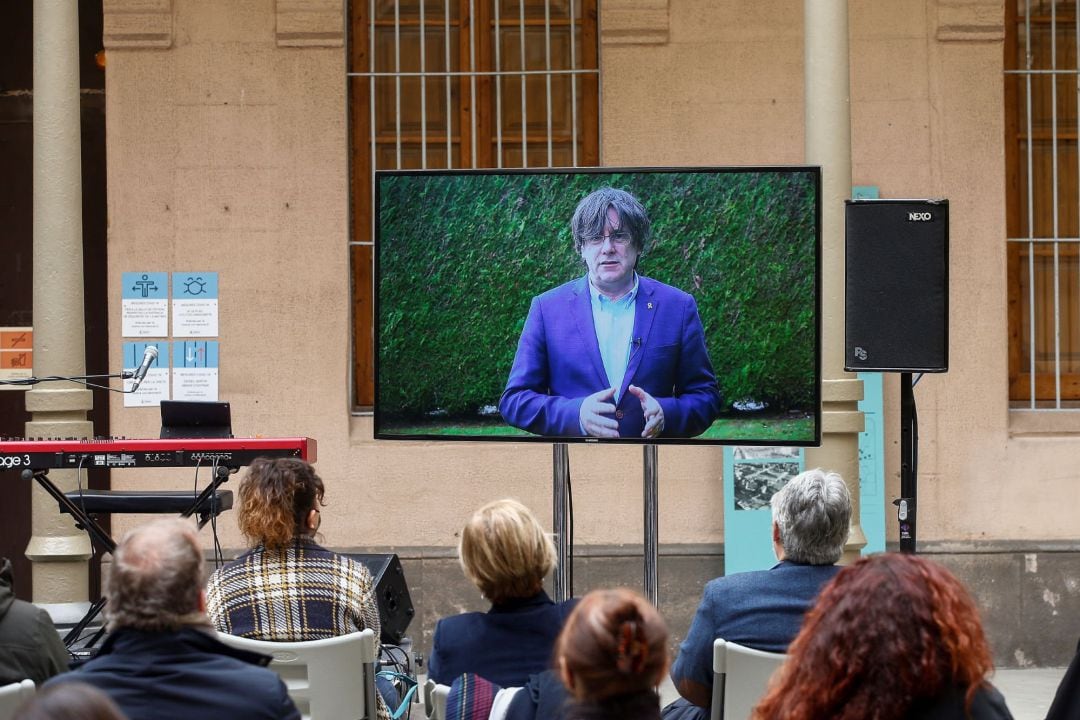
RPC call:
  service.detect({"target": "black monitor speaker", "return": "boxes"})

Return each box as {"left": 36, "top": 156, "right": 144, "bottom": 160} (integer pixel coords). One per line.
{"left": 845, "top": 199, "right": 949, "bottom": 373}
{"left": 347, "top": 553, "right": 414, "bottom": 644}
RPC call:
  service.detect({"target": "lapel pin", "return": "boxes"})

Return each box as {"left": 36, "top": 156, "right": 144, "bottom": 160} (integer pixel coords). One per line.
{"left": 647, "top": 302, "right": 653, "bottom": 310}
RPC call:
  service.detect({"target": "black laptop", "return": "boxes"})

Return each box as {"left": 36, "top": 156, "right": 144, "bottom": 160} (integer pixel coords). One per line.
{"left": 159, "top": 400, "right": 233, "bottom": 439}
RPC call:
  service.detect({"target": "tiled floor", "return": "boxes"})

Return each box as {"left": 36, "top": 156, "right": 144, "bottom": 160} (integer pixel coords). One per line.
{"left": 994, "top": 667, "right": 1067, "bottom": 720}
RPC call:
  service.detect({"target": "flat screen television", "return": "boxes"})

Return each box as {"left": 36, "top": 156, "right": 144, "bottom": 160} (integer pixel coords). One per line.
{"left": 373, "top": 167, "right": 821, "bottom": 445}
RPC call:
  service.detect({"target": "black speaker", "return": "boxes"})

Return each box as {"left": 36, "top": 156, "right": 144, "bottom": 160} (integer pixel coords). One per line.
{"left": 845, "top": 199, "right": 949, "bottom": 372}
{"left": 348, "top": 553, "right": 415, "bottom": 644}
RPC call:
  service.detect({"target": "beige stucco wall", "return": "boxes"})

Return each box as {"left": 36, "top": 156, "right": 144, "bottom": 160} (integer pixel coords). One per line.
{"left": 105, "top": 0, "right": 1070, "bottom": 555}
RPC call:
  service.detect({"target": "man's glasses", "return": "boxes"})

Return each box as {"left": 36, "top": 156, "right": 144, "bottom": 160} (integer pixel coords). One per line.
{"left": 583, "top": 232, "right": 633, "bottom": 248}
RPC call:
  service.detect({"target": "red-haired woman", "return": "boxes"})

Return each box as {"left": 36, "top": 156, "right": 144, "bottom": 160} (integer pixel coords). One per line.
{"left": 753, "top": 552, "right": 1013, "bottom": 720}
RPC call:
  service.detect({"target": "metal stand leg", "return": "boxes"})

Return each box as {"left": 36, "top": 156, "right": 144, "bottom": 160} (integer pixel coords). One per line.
{"left": 895, "top": 372, "right": 918, "bottom": 553}
{"left": 552, "top": 443, "right": 571, "bottom": 601}
{"left": 643, "top": 444, "right": 659, "bottom": 606}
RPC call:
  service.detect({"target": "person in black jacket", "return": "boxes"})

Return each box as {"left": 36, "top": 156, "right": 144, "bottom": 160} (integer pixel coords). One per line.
{"left": 0, "top": 557, "right": 69, "bottom": 686}
{"left": 45, "top": 519, "right": 299, "bottom": 720}
{"left": 1046, "top": 638, "right": 1080, "bottom": 720}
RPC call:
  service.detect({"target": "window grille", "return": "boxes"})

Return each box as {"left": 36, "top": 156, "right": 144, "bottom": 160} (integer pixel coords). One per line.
{"left": 347, "top": 0, "right": 600, "bottom": 408}
{"left": 1006, "top": 0, "right": 1080, "bottom": 407}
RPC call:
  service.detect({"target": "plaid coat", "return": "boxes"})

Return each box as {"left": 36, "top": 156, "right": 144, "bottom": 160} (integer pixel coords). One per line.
{"left": 206, "top": 539, "right": 391, "bottom": 720}
{"left": 206, "top": 538, "right": 382, "bottom": 641}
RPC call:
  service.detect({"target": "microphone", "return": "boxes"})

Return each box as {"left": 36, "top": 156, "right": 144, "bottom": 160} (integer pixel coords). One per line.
{"left": 129, "top": 346, "right": 159, "bottom": 392}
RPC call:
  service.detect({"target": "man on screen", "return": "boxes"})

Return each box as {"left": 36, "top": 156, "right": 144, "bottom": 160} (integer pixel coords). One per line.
{"left": 499, "top": 187, "right": 722, "bottom": 438}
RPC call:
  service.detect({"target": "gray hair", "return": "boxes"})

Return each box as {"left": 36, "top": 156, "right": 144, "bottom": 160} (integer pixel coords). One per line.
{"left": 570, "top": 187, "right": 651, "bottom": 254}
{"left": 105, "top": 518, "right": 208, "bottom": 632}
{"left": 770, "top": 468, "right": 852, "bottom": 565}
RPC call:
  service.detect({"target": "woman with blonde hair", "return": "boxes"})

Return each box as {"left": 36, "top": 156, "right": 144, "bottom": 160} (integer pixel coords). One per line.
{"left": 426, "top": 498, "right": 576, "bottom": 687}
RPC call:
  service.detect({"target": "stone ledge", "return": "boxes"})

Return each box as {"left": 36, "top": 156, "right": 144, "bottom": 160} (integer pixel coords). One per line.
{"left": 103, "top": 0, "right": 173, "bottom": 49}
{"left": 936, "top": 0, "right": 1005, "bottom": 42}
{"left": 602, "top": 0, "right": 670, "bottom": 46}
{"left": 276, "top": 0, "right": 344, "bottom": 48}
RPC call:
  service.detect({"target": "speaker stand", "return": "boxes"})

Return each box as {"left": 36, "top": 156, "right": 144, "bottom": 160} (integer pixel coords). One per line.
{"left": 894, "top": 373, "right": 918, "bottom": 553}
{"left": 552, "top": 443, "right": 570, "bottom": 601}
{"left": 550, "top": 443, "right": 660, "bottom": 604}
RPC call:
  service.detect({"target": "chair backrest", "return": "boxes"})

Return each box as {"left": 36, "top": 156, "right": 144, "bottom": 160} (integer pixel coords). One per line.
{"left": 423, "top": 679, "right": 450, "bottom": 720}
{"left": 0, "top": 679, "right": 35, "bottom": 720}
{"left": 710, "top": 638, "right": 786, "bottom": 720}
{"left": 217, "top": 630, "right": 378, "bottom": 720}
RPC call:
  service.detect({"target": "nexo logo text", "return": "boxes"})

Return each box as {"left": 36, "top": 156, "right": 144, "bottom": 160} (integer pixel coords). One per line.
{"left": 908, "top": 212, "right": 932, "bottom": 221}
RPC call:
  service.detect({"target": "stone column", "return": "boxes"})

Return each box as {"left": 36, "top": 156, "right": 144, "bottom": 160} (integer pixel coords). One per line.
{"left": 26, "top": 0, "right": 94, "bottom": 603}
{"left": 803, "top": 0, "right": 866, "bottom": 559}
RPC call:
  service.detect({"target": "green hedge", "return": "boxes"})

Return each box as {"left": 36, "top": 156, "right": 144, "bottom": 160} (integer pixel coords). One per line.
{"left": 376, "top": 170, "right": 817, "bottom": 420}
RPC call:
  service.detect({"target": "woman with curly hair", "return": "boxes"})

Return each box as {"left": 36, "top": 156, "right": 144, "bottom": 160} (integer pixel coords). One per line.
{"left": 554, "top": 588, "right": 669, "bottom": 720}
{"left": 205, "top": 458, "right": 392, "bottom": 720}
{"left": 752, "top": 552, "right": 1013, "bottom": 720}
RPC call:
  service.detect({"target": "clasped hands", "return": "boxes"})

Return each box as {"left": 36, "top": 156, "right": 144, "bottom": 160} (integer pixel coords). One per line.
{"left": 578, "top": 385, "right": 665, "bottom": 439}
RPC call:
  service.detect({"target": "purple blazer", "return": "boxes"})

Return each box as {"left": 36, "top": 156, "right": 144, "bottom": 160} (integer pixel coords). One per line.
{"left": 499, "top": 275, "right": 722, "bottom": 438}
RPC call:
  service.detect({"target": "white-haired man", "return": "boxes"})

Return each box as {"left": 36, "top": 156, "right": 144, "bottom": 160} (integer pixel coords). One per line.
{"left": 46, "top": 518, "right": 299, "bottom": 720}
{"left": 665, "top": 468, "right": 852, "bottom": 719}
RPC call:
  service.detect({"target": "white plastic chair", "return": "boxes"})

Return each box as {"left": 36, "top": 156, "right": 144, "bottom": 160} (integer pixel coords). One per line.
{"left": 0, "top": 679, "right": 35, "bottom": 720}
{"left": 217, "top": 629, "right": 378, "bottom": 720}
{"left": 710, "top": 638, "right": 786, "bottom": 720}
{"left": 423, "top": 679, "right": 450, "bottom": 720}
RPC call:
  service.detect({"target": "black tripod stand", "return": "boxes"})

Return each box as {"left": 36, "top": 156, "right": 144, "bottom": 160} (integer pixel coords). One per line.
{"left": 893, "top": 373, "right": 919, "bottom": 553}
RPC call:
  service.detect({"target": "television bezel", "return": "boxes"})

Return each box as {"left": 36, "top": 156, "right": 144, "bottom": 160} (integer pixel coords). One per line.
{"left": 372, "top": 165, "right": 822, "bottom": 447}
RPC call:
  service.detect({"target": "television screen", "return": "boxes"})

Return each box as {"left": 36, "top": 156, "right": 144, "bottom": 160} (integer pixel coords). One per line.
{"left": 374, "top": 167, "right": 821, "bottom": 445}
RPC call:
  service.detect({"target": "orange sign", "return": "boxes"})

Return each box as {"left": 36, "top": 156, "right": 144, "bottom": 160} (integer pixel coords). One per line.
{"left": 0, "top": 351, "right": 31, "bottom": 369}
{"left": 0, "top": 327, "right": 32, "bottom": 389}
{"left": 1, "top": 330, "right": 32, "bottom": 349}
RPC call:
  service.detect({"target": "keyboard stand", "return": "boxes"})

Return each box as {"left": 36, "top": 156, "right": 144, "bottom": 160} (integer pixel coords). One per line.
{"left": 23, "top": 465, "right": 236, "bottom": 647}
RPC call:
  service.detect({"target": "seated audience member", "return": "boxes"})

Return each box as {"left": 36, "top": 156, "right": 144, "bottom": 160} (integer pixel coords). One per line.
{"left": 14, "top": 682, "right": 127, "bottom": 720}
{"left": 1045, "top": 637, "right": 1080, "bottom": 720}
{"left": 753, "top": 553, "right": 1013, "bottom": 720}
{"left": 45, "top": 518, "right": 300, "bottom": 720}
{"left": 427, "top": 498, "right": 576, "bottom": 688}
{"left": 665, "top": 468, "right": 851, "bottom": 718}
{"left": 556, "top": 588, "right": 669, "bottom": 720}
{"left": 204, "top": 457, "right": 392, "bottom": 720}
{"left": 205, "top": 457, "right": 381, "bottom": 641}
{"left": 0, "top": 557, "right": 69, "bottom": 686}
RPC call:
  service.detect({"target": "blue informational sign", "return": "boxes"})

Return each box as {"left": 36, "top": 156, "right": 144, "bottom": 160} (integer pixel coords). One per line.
{"left": 172, "top": 272, "right": 219, "bottom": 299}
{"left": 123, "top": 341, "right": 163, "bottom": 370}
{"left": 858, "top": 372, "right": 886, "bottom": 553}
{"left": 172, "top": 341, "right": 220, "bottom": 369}
{"left": 122, "top": 272, "right": 168, "bottom": 300}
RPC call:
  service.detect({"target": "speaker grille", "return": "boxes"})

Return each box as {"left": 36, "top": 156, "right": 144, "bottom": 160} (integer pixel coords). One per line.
{"left": 845, "top": 200, "right": 948, "bottom": 373}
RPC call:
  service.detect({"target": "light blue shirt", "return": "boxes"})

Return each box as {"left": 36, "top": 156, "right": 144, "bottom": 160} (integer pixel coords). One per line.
{"left": 589, "top": 274, "right": 638, "bottom": 402}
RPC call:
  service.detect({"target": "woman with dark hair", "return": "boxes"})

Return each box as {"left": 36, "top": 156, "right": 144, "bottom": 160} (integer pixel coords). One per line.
{"left": 752, "top": 553, "right": 1013, "bottom": 720}
{"left": 14, "top": 682, "right": 127, "bottom": 720}
{"left": 553, "top": 588, "right": 669, "bottom": 720}
{"left": 204, "top": 457, "right": 391, "bottom": 720}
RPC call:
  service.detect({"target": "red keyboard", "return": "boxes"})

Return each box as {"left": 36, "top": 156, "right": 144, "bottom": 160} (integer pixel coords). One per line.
{"left": 0, "top": 437, "right": 316, "bottom": 471}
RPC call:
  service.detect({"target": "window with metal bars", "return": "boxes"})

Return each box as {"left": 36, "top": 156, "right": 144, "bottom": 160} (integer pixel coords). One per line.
{"left": 347, "top": 0, "right": 600, "bottom": 409}
{"left": 1006, "top": 0, "right": 1080, "bottom": 407}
